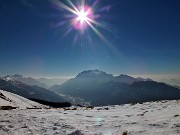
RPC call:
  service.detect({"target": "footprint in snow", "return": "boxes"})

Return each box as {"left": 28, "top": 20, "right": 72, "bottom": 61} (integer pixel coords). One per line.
{"left": 111, "top": 116, "right": 119, "bottom": 118}
{"left": 68, "top": 130, "right": 84, "bottom": 135}
{"left": 53, "top": 127, "right": 58, "bottom": 130}
{"left": 137, "top": 113, "right": 144, "bottom": 116}
{"left": 125, "top": 114, "right": 133, "bottom": 117}
{"left": 173, "top": 114, "right": 179, "bottom": 117}
{"left": 86, "top": 115, "right": 94, "bottom": 118}
{"left": 75, "top": 113, "right": 82, "bottom": 116}
{"left": 172, "top": 123, "right": 180, "bottom": 128}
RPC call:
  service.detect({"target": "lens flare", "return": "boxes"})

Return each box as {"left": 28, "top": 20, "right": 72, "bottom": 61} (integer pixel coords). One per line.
{"left": 77, "top": 9, "right": 87, "bottom": 24}
{"left": 73, "top": 5, "right": 94, "bottom": 31}
{"left": 50, "top": 0, "right": 111, "bottom": 35}
{"left": 50, "top": 0, "right": 121, "bottom": 56}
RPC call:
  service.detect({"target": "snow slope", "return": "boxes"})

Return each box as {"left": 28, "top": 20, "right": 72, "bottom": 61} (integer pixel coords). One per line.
{"left": 0, "top": 90, "right": 45, "bottom": 109}
{"left": 0, "top": 99, "right": 180, "bottom": 135}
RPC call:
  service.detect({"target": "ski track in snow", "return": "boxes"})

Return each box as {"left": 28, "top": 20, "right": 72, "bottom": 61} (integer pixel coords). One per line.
{"left": 0, "top": 100, "right": 180, "bottom": 135}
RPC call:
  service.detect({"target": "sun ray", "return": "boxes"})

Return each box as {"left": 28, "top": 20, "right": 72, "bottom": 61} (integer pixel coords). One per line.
{"left": 86, "top": 20, "right": 122, "bottom": 56}
{"left": 49, "top": 0, "right": 121, "bottom": 56}
{"left": 67, "top": 0, "right": 80, "bottom": 14}
{"left": 51, "top": 0, "right": 78, "bottom": 15}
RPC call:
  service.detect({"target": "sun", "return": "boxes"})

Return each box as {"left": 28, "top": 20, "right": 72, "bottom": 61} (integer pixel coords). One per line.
{"left": 76, "top": 8, "right": 88, "bottom": 24}
{"left": 50, "top": 0, "right": 114, "bottom": 46}
{"left": 72, "top": 6, "right": 94, "bottom": 31}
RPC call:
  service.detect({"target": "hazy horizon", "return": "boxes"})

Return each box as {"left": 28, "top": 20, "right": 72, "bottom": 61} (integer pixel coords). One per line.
{"left": 0, "top": 0, "right": 180, "bottom": 86}
{"left": 1, "top": 70, "right": 180, "bottom": 87}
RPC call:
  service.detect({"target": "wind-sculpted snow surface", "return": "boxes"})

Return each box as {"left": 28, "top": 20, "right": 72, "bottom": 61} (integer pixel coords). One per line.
{"left": 0, "top": 100, "right": 180, "bottom": 135}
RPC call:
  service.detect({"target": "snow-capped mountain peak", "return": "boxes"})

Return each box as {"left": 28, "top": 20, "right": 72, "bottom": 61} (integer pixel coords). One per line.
{"left": 3, "top": 74, "right": 24, "bottom": 80}
{"left": 5, "top": 76, "right": 14, "bottom": 81}
{"left": 1, "top": 74, "right": 47, "bottom": 88}
{"left": 1, "top": 75, "right": 15, "bottom": 82}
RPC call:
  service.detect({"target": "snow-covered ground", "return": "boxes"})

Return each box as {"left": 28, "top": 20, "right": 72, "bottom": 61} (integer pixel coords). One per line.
{"left": 0, "top": 90, "right": 45, "bottom": 109}
{"left": 0, "top": 89, "right": 180, "bottom": 135}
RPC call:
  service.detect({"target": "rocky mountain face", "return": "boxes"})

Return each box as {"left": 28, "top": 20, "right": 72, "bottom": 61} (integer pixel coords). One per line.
{"left": 51, "top": 70, "right": 180, "bottom": 106}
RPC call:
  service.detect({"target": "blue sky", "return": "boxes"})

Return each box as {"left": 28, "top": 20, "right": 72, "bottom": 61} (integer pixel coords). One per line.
{"left": 0, "top": 0, "right": 180, "bottom": 83}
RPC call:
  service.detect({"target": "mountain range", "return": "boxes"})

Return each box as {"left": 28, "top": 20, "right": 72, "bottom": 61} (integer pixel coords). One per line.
{"left": 1, "top": 74, "right": 68, "bottom": 88}
{"left": 3, "top": 74, "right": 48, "bottom": 88}
{"left": 1, "top": 69, "right": 180, "bottom": 106}
{"left": 50, "top": 69, "right": 180, "bottom": 106}
{"left": 0, "top": 77, "right": 64, "bottom": 102}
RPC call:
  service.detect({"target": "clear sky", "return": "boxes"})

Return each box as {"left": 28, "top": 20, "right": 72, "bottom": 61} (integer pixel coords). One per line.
{"left": 0, "top": 0, "right": 180, "bottom": 82}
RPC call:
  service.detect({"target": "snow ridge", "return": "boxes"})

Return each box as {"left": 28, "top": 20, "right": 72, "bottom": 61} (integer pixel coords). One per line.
{"left": 0, "top": 90, "right": 45, "bottom": 109}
